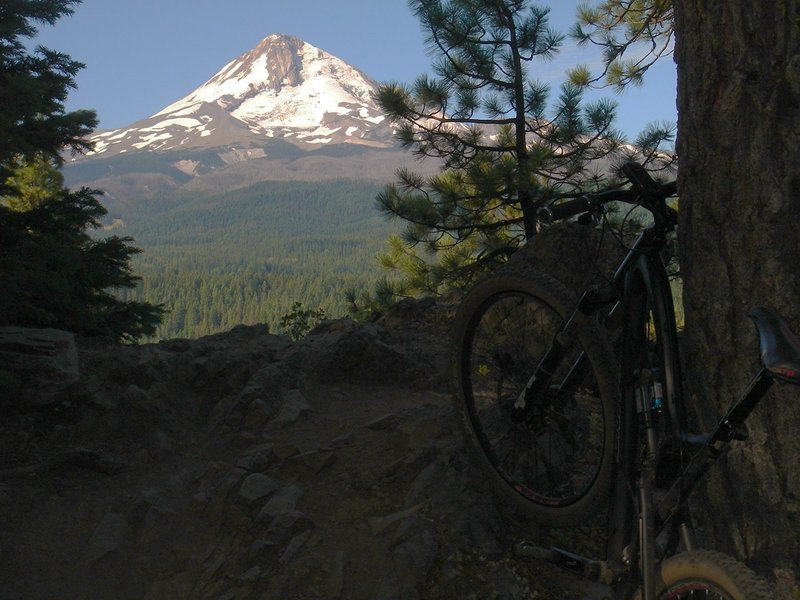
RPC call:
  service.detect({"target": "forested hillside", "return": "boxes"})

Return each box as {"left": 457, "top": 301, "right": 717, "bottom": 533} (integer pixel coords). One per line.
{"left": 110, "top": 179, "right": 397, "bottom": 340}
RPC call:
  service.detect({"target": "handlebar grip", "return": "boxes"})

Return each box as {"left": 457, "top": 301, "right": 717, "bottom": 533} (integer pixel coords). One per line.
{"left": 537, "top": 195, "right": 593, "bottom": 224}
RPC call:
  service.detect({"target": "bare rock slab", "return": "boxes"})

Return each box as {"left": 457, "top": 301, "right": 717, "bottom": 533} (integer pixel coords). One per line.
{"left": 0, "top": 327, "right": 78, "bottom": 408}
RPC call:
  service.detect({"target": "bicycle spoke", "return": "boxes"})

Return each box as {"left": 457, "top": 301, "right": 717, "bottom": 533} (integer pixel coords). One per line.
{"left": 465, "top": 291, "right": 607, "bottom": 505}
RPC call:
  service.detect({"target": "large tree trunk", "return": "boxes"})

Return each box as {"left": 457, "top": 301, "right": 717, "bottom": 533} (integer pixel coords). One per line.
{"left": 674, "top": 0, "right": 800, "bottom": 583}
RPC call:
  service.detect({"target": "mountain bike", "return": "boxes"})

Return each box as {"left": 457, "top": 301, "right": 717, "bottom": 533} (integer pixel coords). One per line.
{"left": 451, "top": 162, "right": 796, "bottom": 599}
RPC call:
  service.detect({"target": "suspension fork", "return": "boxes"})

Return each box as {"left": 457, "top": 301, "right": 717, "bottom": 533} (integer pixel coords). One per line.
{"left": 638, "top": 377, "right": 663, "bottom": 600}
{"left": 608, "top": 256, "right": 666, "bottom": 594}
{"left": 609, "top": 368, "right": 665, "bottom": 599}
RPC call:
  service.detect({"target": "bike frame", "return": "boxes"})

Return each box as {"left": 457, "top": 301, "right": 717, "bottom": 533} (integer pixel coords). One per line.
{"left": 526, "top": 192, "right": 781, "bottom": 598}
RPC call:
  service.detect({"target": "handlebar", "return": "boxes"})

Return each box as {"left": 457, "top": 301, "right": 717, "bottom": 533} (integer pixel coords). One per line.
{"left": 538, "top": 189, "right": 639, "bottom": 224}
{"left": 537, "top": 162, "right": 677, "bottom": 225}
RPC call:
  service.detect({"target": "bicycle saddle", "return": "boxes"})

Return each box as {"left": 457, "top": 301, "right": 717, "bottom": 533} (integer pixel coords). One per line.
{"left": 749, "top": 307, "right": 800, "bottom": 383}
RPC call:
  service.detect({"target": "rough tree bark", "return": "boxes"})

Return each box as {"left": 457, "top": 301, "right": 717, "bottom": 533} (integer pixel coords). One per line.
{"left": 674, "top": 0, "right": 800, "bottom": 580}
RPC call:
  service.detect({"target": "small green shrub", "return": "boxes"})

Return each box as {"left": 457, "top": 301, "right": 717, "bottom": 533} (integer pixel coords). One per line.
{"left": 279, "top": 302, "right": 326, "bottom": 341}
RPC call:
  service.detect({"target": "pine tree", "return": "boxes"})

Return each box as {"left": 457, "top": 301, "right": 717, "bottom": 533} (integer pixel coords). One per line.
{"left": 0, "top": 181, "right": 165, "bottom": 341}
{"left": 0, "top": 0, "right": 164, "bottom": 341}
{"left": 373, "top": 0, "right": 628, "bottom": 299}
{"left": 0, "top": 0, "right": 96, "bottom": 188}
{"left": 569, "top": 0, "right": 674, "bottom": 91}
{"left": 672, "top": 0, "right": 800, "bottom": 571}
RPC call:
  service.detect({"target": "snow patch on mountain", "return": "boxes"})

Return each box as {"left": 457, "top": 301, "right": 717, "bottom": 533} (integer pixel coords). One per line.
{"left": 83, "top": 34, "right": 394, "bottom": 158}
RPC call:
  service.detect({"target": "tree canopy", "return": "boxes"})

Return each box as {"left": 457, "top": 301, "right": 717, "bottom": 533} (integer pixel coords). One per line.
{"left": 0, "top": 0, "right": 163, "bottom": 341}
{"left": 569, "top": 0, "right": 674, "bottom": 90}
{"left": 0, "top": 0, "right": 97, "bottom": 188}
{"left": 0, "top": 184, "right": 163, "bottom": 341}
{"left": 371, "top": 0, "right": 673, "bottom": 300}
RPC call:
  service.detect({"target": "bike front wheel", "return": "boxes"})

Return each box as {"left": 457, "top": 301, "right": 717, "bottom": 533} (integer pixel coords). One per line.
{"left": 635, "top": 550, "right": 772, "bottom": 599}
{"left": 451, "top": 269, "right": 618, "bottom": 526}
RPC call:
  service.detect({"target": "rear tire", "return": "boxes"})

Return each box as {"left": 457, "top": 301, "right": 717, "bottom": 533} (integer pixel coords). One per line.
{"left": 635, "top": 550, "right": 773, "bottom": 599}
{"left": 451, "top": 269, "right": 618, "bottom": 526}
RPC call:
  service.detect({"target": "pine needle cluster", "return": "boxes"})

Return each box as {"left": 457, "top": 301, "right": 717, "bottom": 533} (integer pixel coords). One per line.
{"left": 366, "top": 0, "right": 655, "bottom": 308}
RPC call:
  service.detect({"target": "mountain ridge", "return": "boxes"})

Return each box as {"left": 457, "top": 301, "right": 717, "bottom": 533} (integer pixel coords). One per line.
{"left": 63, "top": 34, "right": 427, "bottom": 203}
{"left": 79, "top": 34, "right": 395, "bottom": 160}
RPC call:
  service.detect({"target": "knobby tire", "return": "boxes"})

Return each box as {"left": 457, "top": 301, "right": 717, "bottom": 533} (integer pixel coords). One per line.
{"left": 451, "top": 269, "right": 619, "bottom": 527}
{"left": 634, "top": 550, "right": 773, "bottom": 599}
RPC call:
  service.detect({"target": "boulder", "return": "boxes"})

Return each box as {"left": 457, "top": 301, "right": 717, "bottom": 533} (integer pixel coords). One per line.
{"left": 503, "top": 221, "right": 628, "bottom": 294}
{"left": 0, "top": 327, "right": 79, "bottom": 410}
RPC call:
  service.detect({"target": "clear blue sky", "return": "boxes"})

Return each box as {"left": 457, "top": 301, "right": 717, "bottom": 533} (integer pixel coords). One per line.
{"left": 31, "top": 0, "right": 677, "bottom": 140}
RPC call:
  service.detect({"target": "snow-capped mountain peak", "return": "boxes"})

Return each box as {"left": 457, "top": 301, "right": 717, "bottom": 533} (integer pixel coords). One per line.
{"left": 87, "top": 34, "right": 393, "bottom": 157}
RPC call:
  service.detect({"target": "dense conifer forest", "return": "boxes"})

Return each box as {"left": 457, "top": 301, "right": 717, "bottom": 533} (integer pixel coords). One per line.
{"left": 110, "top": 179, "right": 397, "bottom": 340}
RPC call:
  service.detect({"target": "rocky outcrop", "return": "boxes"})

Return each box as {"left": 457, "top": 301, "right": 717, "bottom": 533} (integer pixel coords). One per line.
{"left": 1, "top": 292, "right": 793, "bottom": 599}
{"left": 0, "top": 301, "right": 596, "bottom": 600}
{"left": 0, "top": 327, "right": 79, "bottom": 410}
{"left": 503, "top": 221, "right": 630, "bottom": 294}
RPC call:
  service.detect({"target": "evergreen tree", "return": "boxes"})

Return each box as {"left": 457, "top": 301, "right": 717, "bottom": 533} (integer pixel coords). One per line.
{"left": 0, "top": 180, "right": 165, "bottom": 341}
{"left": 0, "top": 0, "right": 163, "bottom": 341}
{"left": 1, "top": 153, "right": 64, "bottom": 210}
{"left": 567, "top": 0, "right": 677, "bottom": 164}
{"left": 374, "top": 0, "right": 628, "bottom": 298}
{"left": 672, "top": 0, "right": 800, "bottom": 572}
{"left": 569, "top": 0, "right": 674, "bottom": 90}
{"left": 0, "top": 0, "right": 96, "bottom": 189}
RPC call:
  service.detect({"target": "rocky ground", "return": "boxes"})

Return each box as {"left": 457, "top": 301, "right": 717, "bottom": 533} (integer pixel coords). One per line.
{"left": 0, "top": 297, "right": 616, "bottom": 600}
{"left": 1, "top": 287, "right": 795, "bottom": 599}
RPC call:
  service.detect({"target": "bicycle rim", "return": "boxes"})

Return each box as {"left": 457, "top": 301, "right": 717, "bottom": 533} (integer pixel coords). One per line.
{"left": 455, "top": 272, "right": 617, "bottom": 523}
{"left": 658, "top": 582, "right": 734, "bottom": 599}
